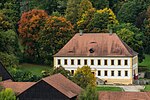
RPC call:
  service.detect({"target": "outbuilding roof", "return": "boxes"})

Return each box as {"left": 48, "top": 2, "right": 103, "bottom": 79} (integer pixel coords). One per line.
{"left": 0, "top": 74, "right": 82, "bottom": 98}
{"left": 99, "top": 92, "right": 150, "bottom": 100}
{"left": 54, "top": 33, "right": 137, "bottom": 57}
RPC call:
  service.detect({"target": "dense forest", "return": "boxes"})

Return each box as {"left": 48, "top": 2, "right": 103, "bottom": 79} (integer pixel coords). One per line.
{"left": 0, "top": 0, "right": 150, "bottom": 68}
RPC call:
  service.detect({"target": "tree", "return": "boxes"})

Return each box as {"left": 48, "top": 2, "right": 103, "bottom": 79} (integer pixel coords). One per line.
{"left": 143, "top": 6, "right": 150, "bottom": 54}
{"left": 39, "top": 16, "right": 74, "bottom": 64}
{"left": 0, "top": 88, "right": 17, "bottom": 100}
{"left": 112, "top": 23, "right": 144, "bottom": 62}
{"left": 117, "top": 0, "right": 150, "bottom": 25}
{"left": 73, "top": 66, "right": 96, "bottom": 89}
{"left": 79, "top": 85, "right": 98, "bottom": 100}
{"left": 65, "top": 0, "right": 81, "bottom": 25}
{"left": 78, "top": 0, "right": 93, "bottom": 20}
{"left": 18, "top": 9, "right": 48, "bottom": 63}
{"left": 51, "top": 66, "right": 71, "bottom": 79}
{"left": 77, "top": 8, "right": 118, "bottom": 32}
{"left": 90, "top": 0, "right": 109, "bottom": 10}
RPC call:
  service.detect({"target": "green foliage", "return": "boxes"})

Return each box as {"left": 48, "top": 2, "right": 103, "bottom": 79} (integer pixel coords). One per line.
{"left": 9, "top": 67, "right": 41, "bottom": 82}
{"left": 77, "top": 8, "right": 118, "bottom": 32}
{"left": 78, "top": 0, "right": 93, "bottom": 19}
{"left": 0, "top": 52, "right": 18, "bottom": 67}
{"left": 73, "top": 66, "right": 96, "bottom": 89}
{"left": 39, "top": 16, "right": 74, "bottom": 65}
{"left": 79, "top": 85, "right": 98, "bottom": 100}
{"left": 0, "top": 88, "right": 17, "bottom": 100}
{"left": 112, "top": 23, "right": 144, "bottom": 62}
{"left": 65, "top": 0, "right": 81, "bottom": 25}
{"left": 51, "top": 66, "right": 71, "bottom": 79}
{"left": 117, "top": 0, "right": 150, "bottom": 24}
{"left": 90, "top": 0, "right": 109, "bottom": 10}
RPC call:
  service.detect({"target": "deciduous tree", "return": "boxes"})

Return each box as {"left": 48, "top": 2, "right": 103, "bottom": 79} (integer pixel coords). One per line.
{"left": 73, "top": 66, "right": 96, "bottom": 89}
{"left": 0, "top": 88, "right": 16, "bottom": 100}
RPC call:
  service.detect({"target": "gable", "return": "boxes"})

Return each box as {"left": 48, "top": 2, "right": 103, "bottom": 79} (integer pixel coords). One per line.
{"left": 0, "top": 62, "right": 14, "bottom": 81}
{"left": 18, "top": 80, "right": 71, "bottom": 100}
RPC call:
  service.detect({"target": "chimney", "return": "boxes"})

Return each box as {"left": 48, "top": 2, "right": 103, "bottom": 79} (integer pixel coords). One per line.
{"left": 109, "top": 29, "right": 112, "bottom": 35}
{"left": 79, "top": 30, "right": 83, "bottom": 36}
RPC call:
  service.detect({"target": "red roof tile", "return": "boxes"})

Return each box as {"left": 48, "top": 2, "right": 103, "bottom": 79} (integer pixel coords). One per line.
{"left": 99, "top": 92, "right": 150, "bottom": 100}
{"left": 42, "top": 73, "right": 82, "bottom": 98}
{"left": 0, "top": 82, "right": 35, "bottom": 95}
{"left": 54, "top": 33, "right": 137, "bottom": 57}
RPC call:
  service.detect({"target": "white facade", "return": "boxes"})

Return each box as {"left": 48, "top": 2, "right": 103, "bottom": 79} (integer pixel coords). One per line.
{"left": 54, "top": 56, "right": 138, "bottom": 80}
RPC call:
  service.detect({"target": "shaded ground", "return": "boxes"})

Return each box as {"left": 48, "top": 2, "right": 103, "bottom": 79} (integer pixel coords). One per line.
{"left": 139, "top": 54, "right": 150, "bottom": 72}
{"left": 18, "top": 63, "right": 52, "bottom": 76}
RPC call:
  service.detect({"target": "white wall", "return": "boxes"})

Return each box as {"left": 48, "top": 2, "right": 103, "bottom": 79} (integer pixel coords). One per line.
{"left": 54, "top": 57, "right": 133, "bottom": 79}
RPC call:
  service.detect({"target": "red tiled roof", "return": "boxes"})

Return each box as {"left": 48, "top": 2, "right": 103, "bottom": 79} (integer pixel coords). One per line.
{"left": 99, "top": 92, "right": 150, "bottom": 100}
{"left": 54, "top": 33, "right": 137, "bottom": 57}
{"left": 0, "top": 74, "right": 82, "bottom": 98}
{"left": 0, "top": 82, "right": 35, "bottom": 95}
{"left": 42, "top": 73, "right": 82, "bottom": 98}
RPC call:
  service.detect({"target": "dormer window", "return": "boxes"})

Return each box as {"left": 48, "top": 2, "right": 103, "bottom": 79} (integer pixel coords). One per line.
{"left": 89, "top": 48, "right": 94, "bottom": 53}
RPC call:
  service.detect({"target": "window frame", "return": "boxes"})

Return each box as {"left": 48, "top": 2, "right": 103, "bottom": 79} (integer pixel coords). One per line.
{"left": 84, "top": 59, "right": 87, "bottom": 65}
{"left": 111, "top": 70, "right": 114, "bottom": 76}
{"left": 98, "top": 70, "right": 101, "bottom": 76}
{"left": 124, "top": 60, "right": 128, "bottom": 66}
{"left": 111, "top": 60, "right": 114, "bottom": 65}
{"left": 64, "top": 59, "right": 67, "bottom": 65}
{"left": 77, "top": 59, "right": 81, "bottom": 65}
{"left": 118, "top": 70, "right": 121, "bottom": 76}
{"left": 98, "top": 59, "right": 101, "bottom": 65}
{"left": 118, "top": 59, "right": 121, "bottom": 65}
{"left": 104, "top": 59, "right": 108, "bottom": 66}
{"left": 104, "top": 70, "right": 108, "bottom": 76}
{"left": 91, "top": 59, "right": 94, "bottom": 65}
{"left": 57, "top": 59, "right": 61, "bottom": 65}
{"left": 71, "top": 59, "right": 74, "bottom": 65}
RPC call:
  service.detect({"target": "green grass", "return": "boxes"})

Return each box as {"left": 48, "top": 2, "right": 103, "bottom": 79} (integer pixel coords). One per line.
{"left": 144, "top": 85, "right": 150, "bottom": 91}
{"left": 96, "top": 86, "right": 122, "bottom": 91}
{"left": 19, "top": 63, "right": 52, "bottom": 76}
{"left": 139, "top": 54, "right": 150, "bottom": 67}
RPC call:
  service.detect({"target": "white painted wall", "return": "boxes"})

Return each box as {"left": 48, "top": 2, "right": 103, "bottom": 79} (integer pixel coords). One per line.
{"left": 54, "top": 57, "right": 135, "bottom": 79}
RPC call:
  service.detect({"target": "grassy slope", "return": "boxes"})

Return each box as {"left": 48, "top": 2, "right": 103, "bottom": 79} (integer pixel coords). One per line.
{"left": 19, "top": 63, "right": 52, "bottom": 76}
{"left": 144, "top": 85, "right": 150, "bottom": 91}
{"left": 96, "top": 86, "right": 122, "bottom": 91}
{"left": 139, "top": 54, "right": 150, "bottom": 72}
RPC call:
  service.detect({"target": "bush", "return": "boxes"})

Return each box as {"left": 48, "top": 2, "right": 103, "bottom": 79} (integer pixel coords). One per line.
{"left": 79, "top": 85, "right": 98, "bottom": 100}
{"left": 0, "top": 52, "right": 19, "bottom": 67}
{"left": 9, "top": 67, "right": 41, "bottom": 82}
{"left": 0, "top": 88, "right": 17, "bottom": 100}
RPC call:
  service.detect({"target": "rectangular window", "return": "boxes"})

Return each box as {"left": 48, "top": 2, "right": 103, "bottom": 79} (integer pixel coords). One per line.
{"left": 125, "top": 71, "right": 128, "bottom": 76}
{"left": 71, "top": 70, "right": 74, "bottom": 75}
{"left": 84, "top": 59, "right": 87, "bottom": 65}
{"left": 111, "top": 71, "right": 114, "bottom": 76}
{"left": 98, "top": 70, "right": 101, "bottom": 76}
{"left": 104, "top": 60, "right": 107, "bottom": 65}
{"left": 77, "top": 59, "right": 81, "bottom": 65}
{"left": 58, "top": 59, "right": 61, "bottom": 65}
{"left": 125, "top": 60, "right": 128, "bottom": 65}
{"left": 71, "top": 59, "right": 74, "bottom": 65}
{"left": 118, "top": 71, "right": 121, "bottom": 76}
{"left": 91, "top": 59, "right": 94, "bottom": 65}
{"left": 98, "top": 59, "right": 101, "bottom": 65}
{"left": 64, "top": 59, "right": 67, "bottom": 65}
{"left": 111, "top": 60, "right": 114, "bottom": 65}
{"left": 104, "top": 70, "right": 108, "bottom": 76}
{"left": 118, "top": 60, "right": 121, "bottom": 65}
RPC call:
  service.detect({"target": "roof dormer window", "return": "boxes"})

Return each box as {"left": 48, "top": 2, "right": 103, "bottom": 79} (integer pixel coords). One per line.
{"left": 89, "top": 48, "right": 94, "bottom": 53}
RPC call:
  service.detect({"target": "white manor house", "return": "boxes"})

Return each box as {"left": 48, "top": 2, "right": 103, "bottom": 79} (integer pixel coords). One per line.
{"left": 54, "top": 33, "right": 138, "bottom": 84}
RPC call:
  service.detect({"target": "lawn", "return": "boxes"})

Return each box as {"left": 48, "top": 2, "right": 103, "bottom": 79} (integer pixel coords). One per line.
{"left": 18, "top": 63, "right": 52, "bottom": 76}
{"left": 144, "top": 85, "right": 150, "bottom": 91}
{"left": 96, "top": 86, "right": 122, "bottom": 91}
{"left": 139, "top": 54, "right": 150, "bottom": 72}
